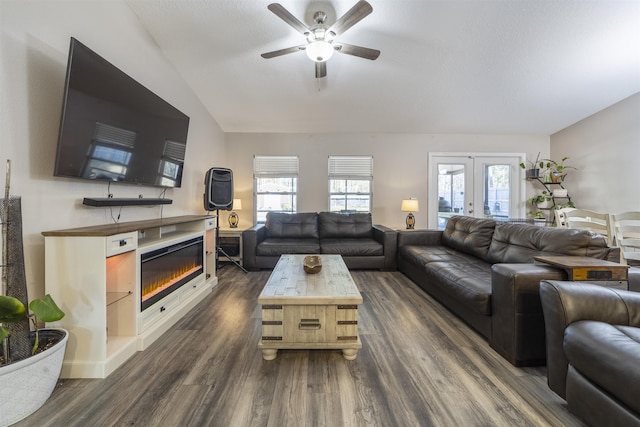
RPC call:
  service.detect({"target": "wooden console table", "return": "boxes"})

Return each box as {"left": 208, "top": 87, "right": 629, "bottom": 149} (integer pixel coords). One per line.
{"left": 534, "top": 255, "right": 629, "bottom": 290}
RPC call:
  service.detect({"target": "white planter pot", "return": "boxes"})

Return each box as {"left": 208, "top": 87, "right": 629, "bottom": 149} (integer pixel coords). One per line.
{"left": 538, "top": 200, "right": 551, "bottom": 209}
{"left": 0, "top": 328, "right": 68, "bottom": 427}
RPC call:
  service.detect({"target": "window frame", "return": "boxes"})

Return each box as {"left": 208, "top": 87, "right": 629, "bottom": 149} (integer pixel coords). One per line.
{"left": 253, "top": 155, "right": 299, "bottom": 223}
{"left": 328, "top": 155, "right": 373, "bottom": 213}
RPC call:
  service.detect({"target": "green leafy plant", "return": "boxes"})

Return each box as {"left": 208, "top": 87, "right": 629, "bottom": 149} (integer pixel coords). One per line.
{"left": 0, "top": 294, "right": 65, "bottom": 361}
{"left": 527, "top": 191, "right": 552, "bottom": 206}
{"left": 519, "top": 152, "right": 543, "bottom": 171}
{"left": 541, "top": 156, "right": 577, "bottom": 181}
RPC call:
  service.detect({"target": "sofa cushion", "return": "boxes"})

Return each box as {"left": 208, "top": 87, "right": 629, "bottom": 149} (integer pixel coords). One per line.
{"left": 441, "top": 216, "right": 496, "bottom": 262}
{"left": 265, "top": 212, "right": 319, "bottom": 239}
{"left": 486, "top": 223, "right": 613, "bottom": 264}
{"left": 319, "top": 212, "right": 373, "bottom": 238}
{"left": 421, "top": 260, "right": 492, "bottom": 315}
{"left": 398, "top": 245, "right": 481, "bottom": 266}
{"left": 256, "top": 238, "right": 320, "bottom": 256}
{"left": 320, "top": 238, "right": 383, "bottom": 256}
{"left": 564, "top": 320, "right": 640, "bottom": 415}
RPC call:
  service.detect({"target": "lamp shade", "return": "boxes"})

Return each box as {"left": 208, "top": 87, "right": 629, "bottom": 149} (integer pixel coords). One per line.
{"left": 232, "top": 199, "right": 242, "bottom": 210}
{"left": 401, "top": 199, "right": 419, "bottom": 212}
{"left": 306, "top": 41, "right": 334, "bottom": 62}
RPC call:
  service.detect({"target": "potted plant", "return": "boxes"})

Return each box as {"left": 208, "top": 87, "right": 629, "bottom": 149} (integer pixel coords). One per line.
{"left": 1, "top": 160, "right": 68, "bottom": 425}
{"left": 528, "top": 210, "right": 547, "bottom": 225}
{"left": 1, "top": 295, "right": 65, "bottom": 359}
{"left": 527, "top": 191, "right": 552, "bottom": 209}
{"left": 541, "top": 157, "right": 576, "bottom": 183}
{"left": 519, "top": 152, "right": 543, "bottom": 178}
{"left": 0, "top": 294, "right": 67, "bottom": 426}
{"left": 554, "top": 201, "right": 576, "bottom": 210}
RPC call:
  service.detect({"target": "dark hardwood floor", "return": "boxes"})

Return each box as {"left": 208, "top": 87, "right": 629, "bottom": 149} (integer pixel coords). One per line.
{"left": 15, "top": 267, "right": 584, "bottom": 427}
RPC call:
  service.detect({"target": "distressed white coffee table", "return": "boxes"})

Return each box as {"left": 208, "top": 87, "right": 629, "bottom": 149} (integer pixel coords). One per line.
{"left": 258, "top": 254, "right": 363, "bottom": 360}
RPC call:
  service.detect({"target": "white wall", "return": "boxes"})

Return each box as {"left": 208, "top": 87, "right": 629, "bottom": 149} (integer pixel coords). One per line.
{"left": 551, "top": 92, "right": 640, "bottom": 213}
{"left": 0, "top": 1, "right": 225, "bottom": 299}
{"left": 225, "top": 133, "right": 549, "bottom": 229}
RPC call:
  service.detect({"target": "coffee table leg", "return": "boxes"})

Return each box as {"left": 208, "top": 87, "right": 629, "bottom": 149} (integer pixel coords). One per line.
{"left": 262, "top": 349, "right": 278, "bottom": 361}
{"left": 342, "top": 349, "right": 358, "bottom": 360}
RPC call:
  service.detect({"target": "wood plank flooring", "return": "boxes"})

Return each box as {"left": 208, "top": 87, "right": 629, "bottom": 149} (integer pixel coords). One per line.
{"left": 14, "top": 267, "right": 584, "bottom": 427}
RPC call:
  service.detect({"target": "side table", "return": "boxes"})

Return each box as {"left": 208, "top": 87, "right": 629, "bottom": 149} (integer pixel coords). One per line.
{"left": 534, "top": 255, "right": 629, "bottom": 290}
{"left": 218, "top": 225, "right": 250, "bottom": 268}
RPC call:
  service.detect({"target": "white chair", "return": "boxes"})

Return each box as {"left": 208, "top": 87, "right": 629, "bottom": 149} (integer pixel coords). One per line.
{"left": 611, "top": 211, "right": 640, "bottom": 266}
{"left": 554, "top": 207, "right": 576, "bottom": 228}
{"left": 564, "top": 209, "right": 614, "bottom": 246}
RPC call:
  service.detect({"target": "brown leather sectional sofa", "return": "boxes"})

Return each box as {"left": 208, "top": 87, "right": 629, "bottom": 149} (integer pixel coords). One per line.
{"left": 396, "top": 215, "right": 633, "bottom": 366}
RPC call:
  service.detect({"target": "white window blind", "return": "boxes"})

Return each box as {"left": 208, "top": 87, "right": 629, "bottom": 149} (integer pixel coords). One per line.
{"left": 328, "top": 156, "right": 373, "bottom": 179}
{"left": 254, "top": 156, "right": 299, "bottom": 176}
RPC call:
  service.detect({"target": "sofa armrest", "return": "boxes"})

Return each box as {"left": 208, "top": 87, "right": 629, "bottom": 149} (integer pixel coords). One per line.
{"left": 539, "top": 280, "right": 640, "bottom": 399}
{"left": 489, "top": 263, "right": 567, "bottom": 366}
{"left": 397, "top": 229, "right": 443, "bottom": 247}
{"left": 373, "top": 224, "right": 398, "bottom": 270}
{"left": 242, "top": 224, "right": 266, "bottom": 271}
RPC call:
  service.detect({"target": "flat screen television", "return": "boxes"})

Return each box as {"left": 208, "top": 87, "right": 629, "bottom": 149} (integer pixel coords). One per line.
{"left": 54, "top": 37, "right": 190, "bottom": 188}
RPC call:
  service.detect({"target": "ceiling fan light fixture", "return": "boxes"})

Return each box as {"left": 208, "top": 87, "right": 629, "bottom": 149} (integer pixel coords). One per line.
{"left": 306, "top": 40, "right": 334, "bottom": 62}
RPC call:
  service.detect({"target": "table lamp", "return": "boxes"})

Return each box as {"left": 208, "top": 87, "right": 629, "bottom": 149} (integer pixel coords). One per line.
{"left": 229, "top": 198, "right": 242, "bottom": 228}
{"left": 401, "top": 198, "right": 419, "bottom": 229}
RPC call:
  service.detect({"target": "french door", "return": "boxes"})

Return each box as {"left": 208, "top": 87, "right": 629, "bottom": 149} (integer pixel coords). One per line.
{"left": 428, "top": 154, "right": 525, "bottom": 229}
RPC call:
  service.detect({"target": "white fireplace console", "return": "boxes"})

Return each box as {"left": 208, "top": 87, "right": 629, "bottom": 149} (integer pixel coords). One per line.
{"left": 43, "top": 215, "right": 217, "bottom": 379}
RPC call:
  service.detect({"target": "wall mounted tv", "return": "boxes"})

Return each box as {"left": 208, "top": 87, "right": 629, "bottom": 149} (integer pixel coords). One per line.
{"left": 54, "top": 37, "right": 190, "bottom": 188}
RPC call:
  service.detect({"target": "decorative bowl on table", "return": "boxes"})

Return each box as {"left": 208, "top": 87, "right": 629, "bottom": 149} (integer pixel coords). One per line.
{"left": 303, "top": 255, "right": 322, "bottom": 274}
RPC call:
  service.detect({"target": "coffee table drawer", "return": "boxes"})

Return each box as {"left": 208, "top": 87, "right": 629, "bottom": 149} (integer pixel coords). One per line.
{"left": 283, "top": 305, "right": 328, "bottom": 343}
{"left": 261, "top": 305, "right": 359, "bottom": 343}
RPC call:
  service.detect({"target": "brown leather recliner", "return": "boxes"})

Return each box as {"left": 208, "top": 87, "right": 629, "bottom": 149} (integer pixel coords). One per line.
{"left": 540, "top": 280, "right": 640, "bottom": 426}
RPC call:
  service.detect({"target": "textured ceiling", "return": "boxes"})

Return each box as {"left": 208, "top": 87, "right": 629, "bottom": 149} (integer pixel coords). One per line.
{"left": 125, "top": 0, "right": 640, "bottom": 135}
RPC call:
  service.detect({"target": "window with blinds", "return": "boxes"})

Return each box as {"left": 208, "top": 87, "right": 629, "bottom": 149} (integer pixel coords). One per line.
{"left": 328, "top": 156, "right": 373, "bottom": 213}
{"left": 254, "top": 156, "right": 299, "bottom": 222}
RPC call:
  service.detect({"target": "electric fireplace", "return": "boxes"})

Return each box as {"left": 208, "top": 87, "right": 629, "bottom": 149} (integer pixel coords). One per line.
{"left": 140, "top": 236, "right": 204, "bottom": 311}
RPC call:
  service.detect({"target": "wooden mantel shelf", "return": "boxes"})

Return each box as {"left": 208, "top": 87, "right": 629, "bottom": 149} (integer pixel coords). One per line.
{"left": 42, "top": 215, "right": 214, "bottom": 237}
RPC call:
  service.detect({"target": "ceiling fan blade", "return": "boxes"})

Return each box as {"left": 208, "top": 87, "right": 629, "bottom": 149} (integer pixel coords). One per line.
{"left": 261, "top": 45, "right": 306, "bottom": 59}
{"left": 267, "top": 3, "right": 310, "bottom": 35}
{"left": 328, "top": 0, "right": 373, "bottom": 37}
{"left": 334, "top": 43, "right": 380, "bottom": 60}
{"left": 315, "top": 62, "right": 327, "bottom": 78}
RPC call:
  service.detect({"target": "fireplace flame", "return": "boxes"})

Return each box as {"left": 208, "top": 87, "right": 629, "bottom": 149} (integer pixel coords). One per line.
{"left": 141, "top": 262, "right": 201, "bottom": 302}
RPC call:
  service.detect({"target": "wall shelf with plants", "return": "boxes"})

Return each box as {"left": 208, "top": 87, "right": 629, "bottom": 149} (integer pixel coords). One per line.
{"left": 524, "top": 157, "right": 576, "bottom": 225}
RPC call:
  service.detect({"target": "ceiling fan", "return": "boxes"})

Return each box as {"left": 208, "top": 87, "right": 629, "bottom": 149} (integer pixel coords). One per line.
{"left": 261, "top": 1, "right": 380, "bottom": 78}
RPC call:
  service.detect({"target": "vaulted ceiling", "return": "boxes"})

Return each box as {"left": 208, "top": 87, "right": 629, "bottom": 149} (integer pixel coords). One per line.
{"left": 126, "top": 0, "right": 640, "bottom": 135}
